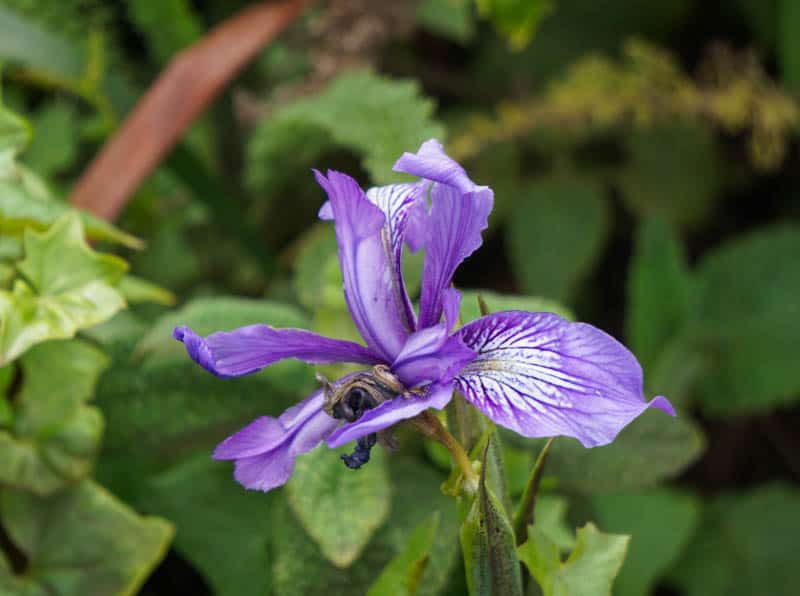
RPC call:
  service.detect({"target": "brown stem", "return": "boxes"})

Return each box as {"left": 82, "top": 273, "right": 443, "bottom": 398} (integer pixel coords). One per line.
{"left": 410, "top": 410, "right": 479, "bottom": 492}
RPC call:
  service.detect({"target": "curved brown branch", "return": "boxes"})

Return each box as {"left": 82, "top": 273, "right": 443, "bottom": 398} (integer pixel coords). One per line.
{"left": 69, "top": 0, "right": 308, "bottom": 221}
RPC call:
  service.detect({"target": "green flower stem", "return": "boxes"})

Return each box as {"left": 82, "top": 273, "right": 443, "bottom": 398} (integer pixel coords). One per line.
{"left": 410, "top": 410, "right": 479, "bottom": 493}
{"left": 513, "top": 437, "right": 555, "bottom": 545}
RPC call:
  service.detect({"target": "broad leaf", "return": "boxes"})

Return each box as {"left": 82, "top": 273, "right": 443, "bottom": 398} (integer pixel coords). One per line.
{"left": 691, "top": 224, "right": 800, "bottom": 414}
{"left": 0, "top": 480, "right": 173, "bottom": 596}
{"left": 286, "top": 445, "right": 391, "bottom": 568}
{"left": 591, "top": 490, "right": 700, "bottom": 596}
{"left": 518, "top": 523, "right": 629, "bottom": 596}
{"left": 0, "top": 214, "right": 127, "bottom": 365}
{"left": 367, "top": 512, "right": 440, "bottom": 596}
{"left": 506, "top": 179, "right": 608, "bottom": 302}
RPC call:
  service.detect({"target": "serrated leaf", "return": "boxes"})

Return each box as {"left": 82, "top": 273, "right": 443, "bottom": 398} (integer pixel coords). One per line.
{"left": 137, "top": 455, "right": 274, "bottom": 596}
{"left": 367, "top": 512, "right": 440, "bottom": 596}
{"left": 247, "top": 69, "right": 445, "bottom": 188}
{"left": 506, "top": 180, "right": 608, "bottom": 302}
{"left": 591, "top": 490, "right": 700, "bottom": 596}
{"left": 691, "top": 224, "right": 800, "bottom": 414}
{"left": 458, "top": 289, "right": 574, "bottom": 324}
{"left": 0, "top": 339, "right": 108, "bottom": 494}
{"left": 626, "top": 217, "right": 692, "bottom": 372}
{"left": 286, "top": 445, "right": 391, "bottom": 568}
{"left": 511, "top": 409, "right": 704, "bottom": 493}
{"left": 459, "top": 435, "right": 523, "bottom": 596}
{"left": 0, "top": 214, "right": 127, "bottom": 364}
{"left": 519, "top": 523, "right": 629, "bottom": 596}
{"left": 0, "top": 480, "right": 173, "bottom": 596}
{"left": 670, "top": 484, "right": 800, "bottom": 596}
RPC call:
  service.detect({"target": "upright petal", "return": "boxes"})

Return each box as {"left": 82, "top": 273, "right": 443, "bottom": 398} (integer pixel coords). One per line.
{"left": 394, "top": 139, "right": 478, "bottom": 193}
{"left": 455, "top": 311, "right": 675, "bottom": 448}
{"left": 173, "top": 325, "right": 381, "bottom": 378}
{"left": 315, "top": 170, "right": 410, "bottom": 360}
{"left": 326, "top": 382, "right": 453, "bottom": 449}
{"left": 391, "top": 289, "right": 475, "bottom": 387}
{"left": 415, "top": 183, "right": 493, "bottom": 329}
{"left": 214, "top": 390, "right": 338, "bottom": 492}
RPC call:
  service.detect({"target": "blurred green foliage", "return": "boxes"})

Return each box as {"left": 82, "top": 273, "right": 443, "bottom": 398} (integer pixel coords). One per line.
{"left": 0, "top": 1, "right": 798, "bottom": 595}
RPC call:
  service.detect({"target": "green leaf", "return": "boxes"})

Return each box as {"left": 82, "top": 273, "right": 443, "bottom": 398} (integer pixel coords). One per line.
{"left": 417, "top": 0, "right": 475, "bottom": 43}
{"left": 126, "top": 0, "right": 202, "bottom": 65}
{"left": 618, "top": 121, "right": 723, "bottom": 229}
{"left": 625, "top": 217, "right": 692, "bottom": 371}
{"left": 0, "top": 480, "right": 173, "bottom": 596}
{"left": 591, "top": 490, "right": 700, "bottom": 596}
{"left": 23, "top": 102, "right": 79, "bottom": 177}
{"left": 272, "top": 459, "right": 458, "bottom": 596}
{"left": 286, "top": 445, "right": 391, "bottom": 568}
{"left": 779, "top": 0, "right": 800, "bottom": 94}
{"left": 0, "top": 214, "right": 127, "bottom": 364}
{"left": 506, "top": 180, "right": 608, "bottom": 302}
{"left": 476, "top": 0, "right": 553, "bottom": 49}
{"left": 247, "top": 69, "right": 445, "bottom": 187}
{"left": 0, "top": 96, "right": 31, "bottom": 158}
{"left": 137, "top": 454, "right": 274, "bottom": 596}
{"left": 0, "top": 339, "right": 108, "bottom": 494}
{"left": 535, "top": 496, "right": 576, "bottom": 552}
{"left": 518, "top": 523, "right": 629, "bottom": 596}
{"left": 458, "top": 290, "right": 574, "bottom": 324}
{"left": 117, "top": 275, "right": 176, "bottom": 306}
{"left": 670, "top": 484, "right": 800, "bottom": 596}
{"left": 459, "top": 436, "right": 523, "bottom": 596}
{"left": 691, "top": 224, "right": 800, "bottom": 414}
{"left": 512, "top": 408, "right": 704, "bottom": 493}
{"left": 367, "top": 512, "right": 440, "bottom": 596}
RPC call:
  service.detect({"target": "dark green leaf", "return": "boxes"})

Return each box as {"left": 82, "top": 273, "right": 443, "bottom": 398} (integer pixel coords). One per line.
{"left": 518, "top": 523, "right": 629, "bottom": 596}
{"left": 286, "top": 445, "right": 391, "bottom": 568}
{"left": 591, "top": 490, "right": 700, "bottom": 596}
{"left": 506, "top": 180, "right": 608, "bottom": 302}
{"left": 0, "top": 480, "right": 172, "bottom": 596}
{"left": 779, "top": 0, "right": 800, "bottom": 93}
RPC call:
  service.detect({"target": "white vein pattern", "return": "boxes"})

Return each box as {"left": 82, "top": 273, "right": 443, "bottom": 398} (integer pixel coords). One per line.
{"left": 366, "top": 183, "right": 424, "bottom": 332}
{"left": 455, "top": 311, "right": 668, "bottom": 447}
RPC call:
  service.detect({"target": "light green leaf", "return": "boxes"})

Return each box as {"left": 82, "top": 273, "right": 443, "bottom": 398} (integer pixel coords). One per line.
{"left": 367, "top": 512, "right": 440, "bottom": 596}
{"left": 625, "top": 217, "right": 692, "bottom": 371}
{"left": 591, "top": 490, "right": 700, "bottom": 596}
{"left": 0, "top": 339, "right": 108, "bottom": 494}
{"left": 247, "top": 69, "right": 445, "bottom": 188}
{"left": 138, "top": 455, "right": 274, "bottom": 596}
{"left": 286, "top": 445, "right": 391, "bottom": 568}
{"left": 0, "top": 480, "right": 173, "bottom": 596}
{"left": 0, "top": 96, "right": 31, "bottom": 157}
{"left": 618, "top": 121, "right": 723, "bottom": 229}
{"left": 117, "top": 275, "right": 176, "bottom": 306}
{"left": 506, "top": 180, "right": 608, "bottom": 302}
{"left": 417, "top": 0, "right": 475, "bottom": 42}
{"left": 460, "top": 435, "right": 523, "bottom": 596}
{"left": 670, "top": 484, "right": 800, "bottom": 596}
{"left": 511, "top": 408, "right": 704, "bottom": 493}
{"left": 535, "top": 496, "right": 576, "bottom": 553}
{"left": 476, "top": 0, "right": 553, "bottom": 49}
{"left": 519, "top": 523, "right": 629, "bottom": 596}
{"left": 0, "top": 214, "right": 127, "bottom": 365}
{"left": 692, "top": 224, "right": 800, "bottom": 414}
{"left": 459, "top": 289, "right": 574, "bottom": 325}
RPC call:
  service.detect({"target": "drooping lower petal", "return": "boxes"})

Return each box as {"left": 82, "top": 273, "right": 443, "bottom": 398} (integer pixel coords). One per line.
{"left": 415, "top": 183, "right": 493, "bottom": 329}
{"left": 455, "top": 311, "right": 675, "bottom": 448}
{"left": 214, "top": 390, "right": 338, "bottom": 492}
{"left": 391, "top": 289, "right": 475, "bottom": 387}
{"left": 326, "top": 382, "right": 453, "bottom": 449}
{"left": 315, "top": 170, "right": 411, "bottom": 360}
{"left": 173, "top": 325, "right": 380, "bottom": 378}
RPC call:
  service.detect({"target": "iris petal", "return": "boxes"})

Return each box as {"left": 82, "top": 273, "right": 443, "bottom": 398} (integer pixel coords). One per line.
{"left": 455, "top": 311, "right": 675, "bottom": 448}
{"left": 173, "top": 325, "right": 381, "bottom": 378}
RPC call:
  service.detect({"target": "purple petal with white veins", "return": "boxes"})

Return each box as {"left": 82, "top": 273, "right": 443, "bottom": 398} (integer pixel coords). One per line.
{"left": 315, "top": 169, "right": 411, "bottom": 360}
{"left": 391, "top": 289, "right": 475, "bottom": 387}
{"left": 415, "top": 183, "right": 493, "bottom": 329}
{"left": 215, "top": 390, "right": 339, "bottom": 492}
{"left": 173, "top": 325, "right": 380, "bottom": 378}
{"left": 326, "top": 382, "right": 453, "bottom": 448}
{"left": 455, "top": 311, "right": 675, "bottom": 448}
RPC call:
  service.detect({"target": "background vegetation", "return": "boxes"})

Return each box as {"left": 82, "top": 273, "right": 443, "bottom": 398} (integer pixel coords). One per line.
{"left": 0, "top": 1, "right": 798, "bottom": 595}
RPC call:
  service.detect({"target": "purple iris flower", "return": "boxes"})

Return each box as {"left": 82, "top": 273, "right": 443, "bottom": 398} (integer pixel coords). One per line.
{"left": 173, "top": 139, "right": 674, "bottom": 492}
